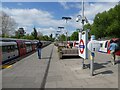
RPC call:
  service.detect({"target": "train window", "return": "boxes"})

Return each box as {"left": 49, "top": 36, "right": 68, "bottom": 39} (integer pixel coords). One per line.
{"left": 100, "top": 43, "right": 103, "bottom": 47}
{"left": 15, "top": 45, "right": 18, "bottom": 49}
{"left": 105, "top": 41, "right": 108, "bottom": 48}
{"left": 11, "top": 45, "right": 15, "bottom": 51}
{"left": 2, "top": 46, "right": 7, "bottom": 52}
{"left": 8, "top": 46, "right": 11, "bottom": 50}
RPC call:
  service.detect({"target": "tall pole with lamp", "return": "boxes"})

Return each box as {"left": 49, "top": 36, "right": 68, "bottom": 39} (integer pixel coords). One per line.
{"left": 62, "top": 17, "right": 72, "bottom": 46}
{"left": 58, "top": 26, "right": 64, "bottom": 42}
{"left": 76, "top": 0, "right": 88, "bottom": 69}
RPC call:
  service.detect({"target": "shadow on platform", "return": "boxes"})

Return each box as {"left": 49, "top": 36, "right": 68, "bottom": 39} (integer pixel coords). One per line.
{"left": 61, "top": 56, "right": 81, "bottom": 59}
{"left": 94, "top": 70, "right": 113, "bottom": 75}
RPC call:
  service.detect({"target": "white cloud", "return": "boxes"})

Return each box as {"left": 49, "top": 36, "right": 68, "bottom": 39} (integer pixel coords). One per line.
{"left": 59, "top": 2, "right": 117, "bottom": 25}
{"left": 77, "top": 2, "right": 117, "bottom": 23}
{"left": 2, "top": 2, "right": 118, "bottom": 36}
{"left": 37, "top": 27, "right": 57, "bottom": 36}
{"left": 2, "top": 8, "right": 65, "bottom": 35}
{"left": 3, "top": 8, "right": 54, "bottom": 26}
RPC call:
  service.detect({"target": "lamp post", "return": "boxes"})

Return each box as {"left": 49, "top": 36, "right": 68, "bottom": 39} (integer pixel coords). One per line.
{"left": 76, "top": 0, "right": 88, "bottom": 69}
{"left": 58, "top": 26, "right": 64, "bottom": 42}
{"left": 62, "top": 17, "right": 72, "bottom": 46}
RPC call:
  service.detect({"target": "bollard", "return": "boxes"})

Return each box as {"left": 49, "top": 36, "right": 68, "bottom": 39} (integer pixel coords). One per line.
{"left": 82, "top": 59, "right": 85, "bottom": 69}
{"left": 90, "top": 52, "right": 95, "bottom": 76}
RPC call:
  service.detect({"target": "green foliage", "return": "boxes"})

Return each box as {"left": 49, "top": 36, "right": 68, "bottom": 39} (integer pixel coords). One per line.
{"left": 70, "top": 31, "right": 78, "bottom": 41}
{"left": 91, "top": 4, "right": 120, "bottom": 39}
{"left": 58, "top": 34, "right": 66, "bottom": 41}
{"left": 15, "top": 28, "right": 26, "bottom": 39}
{"left": 84, "top": 23, "right": 91, "bottom": 31}
{"left": 31, "top": 27, "right": 38, "bottom": 39}
{"left": 20, "top": 34, "right": 34, "bottom": 40}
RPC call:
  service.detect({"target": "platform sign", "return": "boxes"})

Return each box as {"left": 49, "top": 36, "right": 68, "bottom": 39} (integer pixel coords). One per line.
{"left": 87, "top": 40, "right": 101, "bottom": 52}
{"left": 78, "top": 30, "right": 88, "bottom": 59}
{"left": 79, "top": 39, "right": 85, "bottom": 54}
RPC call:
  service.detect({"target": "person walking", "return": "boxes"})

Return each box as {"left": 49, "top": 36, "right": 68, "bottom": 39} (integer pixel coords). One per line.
{"left": 109, "top": 40, "right": 119, "bottom": 65}
{"left": 37, "top": 40, "right": 43, "bottom": 59}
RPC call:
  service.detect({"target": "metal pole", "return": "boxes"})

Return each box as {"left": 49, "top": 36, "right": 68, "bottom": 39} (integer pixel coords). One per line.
{"left": 65, "top": 20, "right": 68, "bottom": 46}
{"left": 82, "top": 0, "right": 85, "bottom": 69}
{"left": 90, "top": 52, "right": 94, "bottom": 76}
{"left": 62, "top": 17, "right": 71, "bottom": 46}
{"left": 82, "top": 0, "right": 84, "bottom": 18}
{"left": 65, "top": 21, "right": 67, "bottom": 46}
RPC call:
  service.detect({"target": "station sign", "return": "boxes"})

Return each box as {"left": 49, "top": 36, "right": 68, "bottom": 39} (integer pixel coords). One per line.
{"left": 79, "top": 39, "right": 85, "bottom": 54}
{"left": 78, "top": 30, "right": 88, "bottom": 59}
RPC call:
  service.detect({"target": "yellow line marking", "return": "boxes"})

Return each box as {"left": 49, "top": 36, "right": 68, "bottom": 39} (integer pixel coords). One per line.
{"left": 2, "top": 65, "right": 12, "bottom": 69}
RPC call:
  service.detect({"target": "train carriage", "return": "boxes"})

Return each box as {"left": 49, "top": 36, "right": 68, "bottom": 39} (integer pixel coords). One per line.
{"left": 0, "top": 38, "right": 51, "bottom": 64}
{"left": 1, "top": 41, "right": 19, "bottom": 64}
{"left": 99, "top": 38, "right": 120, "bottom": 56}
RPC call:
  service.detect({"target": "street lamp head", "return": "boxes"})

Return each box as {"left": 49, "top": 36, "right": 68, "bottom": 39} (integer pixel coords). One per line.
{"left": 58, "top": 27, "right": 64, "bottom": 29}
{"left": 76, "top": 15, "right": 82, "bottom": 22}
{"left": 62, "top": 17, "right": 72, "bottom": 20}
{"left": 76, "top": 17, "right": 80, "bottom": 22}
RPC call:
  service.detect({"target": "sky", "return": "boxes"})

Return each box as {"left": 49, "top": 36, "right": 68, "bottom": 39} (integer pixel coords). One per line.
{"left": 1, "top": 1, "right": 119, "bottom": 37}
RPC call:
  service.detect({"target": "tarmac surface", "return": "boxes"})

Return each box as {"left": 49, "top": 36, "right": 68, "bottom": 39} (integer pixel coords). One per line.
{"left": 2, "top": 43, "right": 119, "bottom": 89}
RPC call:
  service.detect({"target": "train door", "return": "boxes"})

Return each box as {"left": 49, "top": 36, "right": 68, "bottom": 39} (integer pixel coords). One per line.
{"left": 16, "top": 40, "right": 26, "bottom": 56}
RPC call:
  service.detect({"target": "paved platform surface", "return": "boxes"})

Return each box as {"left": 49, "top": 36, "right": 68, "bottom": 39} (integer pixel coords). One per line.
{"left": 45, "top": 46, "right": 118, "bottom": 88}
{"left": 2, "top": 44, "right": 54, "bottom": 88}
{"left": 2, "top": 44, "right": 119, "bottom": 88}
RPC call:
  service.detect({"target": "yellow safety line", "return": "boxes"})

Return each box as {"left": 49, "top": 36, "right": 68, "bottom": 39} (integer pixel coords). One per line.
{"left": 2, "top": 65, "right": 12, "bottom": 69}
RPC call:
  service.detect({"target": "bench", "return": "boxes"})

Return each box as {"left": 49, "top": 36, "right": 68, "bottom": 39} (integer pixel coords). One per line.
{"left": 59, "top": 48, "right": 79, "bottom": 59}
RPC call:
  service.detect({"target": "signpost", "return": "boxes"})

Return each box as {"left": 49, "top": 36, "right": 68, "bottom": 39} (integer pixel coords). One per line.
{"left": 78, "top": 30, "right": 88, "bottom": 69}
{"left": 87, "top": 36, "right": 100, "bottom": 76}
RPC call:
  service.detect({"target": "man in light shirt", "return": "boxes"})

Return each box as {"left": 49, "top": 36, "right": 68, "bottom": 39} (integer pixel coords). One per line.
{"left": 109, "top": 40, "right": 119, "bottom": 65}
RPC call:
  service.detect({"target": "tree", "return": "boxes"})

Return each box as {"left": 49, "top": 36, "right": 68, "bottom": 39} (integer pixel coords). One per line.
{"left": 50, "top": 34, "right": 53, "bottom": 39}
{"left": 43, "top": 35, "right": 49, "bottom": 41}
{"left": 84, "top": 23, "right": 91, "bottom": 31}
{"left": 1, "top": 11, "right": 17, "bottom": 37}
{"left": 20, "top": 34, "right": 34, "bottom": 40}
{"left": 31, "top": 27, "right": 38, "bottom": 39}
{"left": 15, "top": 27, "right": 26, "bottom": 38}
{"left": 70, "top": 31, "right": 78, "bottom": 41}
{"left": 58, "top": 34, "right": 66, "bottom": 41}
{"left": 90, "top": 4, "right": 120, "bottom": 39}
{"left": 49, "top": 33, "right": 54, "bottom": 41}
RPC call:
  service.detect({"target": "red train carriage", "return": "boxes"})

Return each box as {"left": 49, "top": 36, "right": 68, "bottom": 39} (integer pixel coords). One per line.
{"left": 0, "top": 38, "right": 51, "bottom": 64}
{"left": 16, "top": 40, "right": 26, "bottom": 56}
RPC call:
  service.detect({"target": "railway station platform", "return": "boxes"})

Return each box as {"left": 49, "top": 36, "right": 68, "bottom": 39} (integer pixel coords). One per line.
{"left": 2, "top": 43, "right": 119, "bottom": 89}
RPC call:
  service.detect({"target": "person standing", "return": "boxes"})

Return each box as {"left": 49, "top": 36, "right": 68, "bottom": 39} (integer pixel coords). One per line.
{"left": 37, "top": 40, "right": 43, "bottom": 59}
